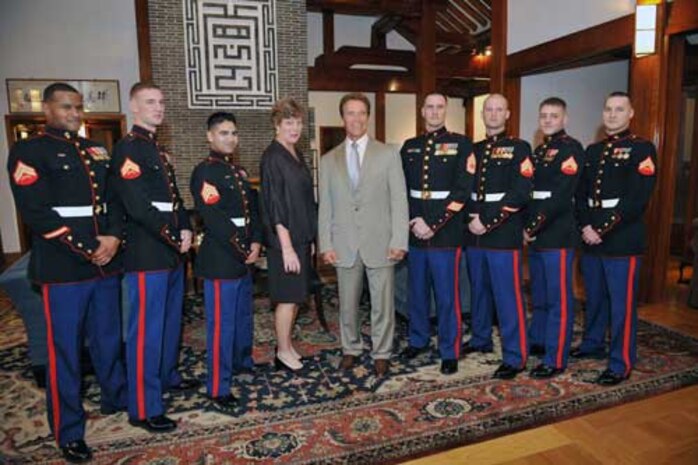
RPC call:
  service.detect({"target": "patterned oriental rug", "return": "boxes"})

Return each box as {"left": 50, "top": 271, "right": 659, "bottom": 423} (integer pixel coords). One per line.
{"left": 1, "top": 286, "right": 698, "bottom": 465}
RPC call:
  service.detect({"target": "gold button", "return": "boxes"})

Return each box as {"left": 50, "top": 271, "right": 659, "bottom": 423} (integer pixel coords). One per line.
{"left": 77, "top": 242, "right": 83, "bottom": 248}
{"left": 89, "top": 171, "right": 95, "bottom": 176}
{"left": 93, "top": 183, "right": 98, "bottom": 188}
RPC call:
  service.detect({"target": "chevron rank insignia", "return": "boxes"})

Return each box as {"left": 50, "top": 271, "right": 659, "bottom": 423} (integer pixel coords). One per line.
{"left": 466, "top": 153, "right": 476, "bottom": 174}
{"left": 201, "top": 181, "right": 221, "bottom": 205}
{"left": 638, "top": 156, "right": 655, "bottom": 176}
{"left": 13, "top": 161, "right": 39, "bottom": 186}
{"left": 520, "top": 157, "right": 534, "bottom": 178}
{"left": 120, "top": 157, "right": 141, "bottom": 180}
{"left": 447, "top": 201, "right": 464, "bottom": 212}
{"left": 560, "top": 156, "right": 578, "bottom": 175}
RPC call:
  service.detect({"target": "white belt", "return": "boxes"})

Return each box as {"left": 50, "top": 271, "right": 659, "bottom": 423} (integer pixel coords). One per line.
{"left": 470, "top": 192, "right": 505, "bottom": 202}
{"left": 52, "top": 205, "right": 102, "bottom": 217}
{"left": 151, "top": 201, "right": 174, "bottom": 212}
{"left": 588, "top": 198, "right": 619, "bottom": 208}
{"left": 230, "top": 217, "right": 246, "bottom": 227}
{"left": 532, "top": 190, "right": 552, "bottom": 200}
{"left": 410, "top": 189, "right": 450, "bottom": 200}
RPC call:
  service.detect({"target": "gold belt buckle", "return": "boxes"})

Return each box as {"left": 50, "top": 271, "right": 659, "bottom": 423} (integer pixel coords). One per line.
{"left": 422, "top": 190, "right": 431, "bottom": 200}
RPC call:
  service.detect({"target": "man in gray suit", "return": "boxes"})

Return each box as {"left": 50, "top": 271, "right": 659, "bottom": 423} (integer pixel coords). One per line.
{"left": 318, "top": 92, "right": 409, "bottom": 376}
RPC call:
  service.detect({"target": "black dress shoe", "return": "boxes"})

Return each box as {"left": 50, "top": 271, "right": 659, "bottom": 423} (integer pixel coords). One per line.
{"left": 492, "top": 363, "right": 524, "bottom": 380}
{"left": 529, "top": 364, "right": 564, "bottom": 379}
{"left": 530, "top": 344, "right": 546, "bottom": 357}
{"left": 167, "top": 378, "right": 202, "bottom": 393}
{"left": 440, "top": 359, "right": 458, "bottom": 375}
{"left": 129, "top": 414, "right": 178, "bottom": 433}
{"left": 462, "top": 343, "right": 493, "bottom": 356}
{"left": 100, "top": 404, "right": 127, "bottom": 415}
{"left": 400, "top": 346, "right": 428, "bottom": 359}
{"left": 595, "top": 369, "right": 629, "bottom": 386}
{"left": 209, "top": 394, "right": 238, "bottom": 416}
{"left": 569, "top": 347, "right": 606, "bottom": 360}
{"left": 274, "top": 355, "right": 302, "bottom": 372}
{"left": 61, "top": 440, "right": 92, "bottom": 463}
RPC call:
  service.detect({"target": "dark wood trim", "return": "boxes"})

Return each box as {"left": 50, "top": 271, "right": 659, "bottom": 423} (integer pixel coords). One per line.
{"left": 465, "top": 97, "right": 474, "bottom": 139}
{"left": 507, "top": 15, "right": 633, "bottom": 77}
{"left": 489, "top": 0, "right": 506, "bottom": 93}
{"left": 684, "top": 95, "right": 698, "bottom": 249}
{"left": 505, "top": 77, "right": 520, "bottom": 138}
{"left": 667, "top": 0, "right": 698, "bottom": 35}
{"left": 633, "top": 3, "right": 678, "bottom": 303}
{"left": 375, "top": 91, "right": 386, "bottom": 142}
{"left": 322, "top": 10, "right": 335, "bottom": 56}
{"left": 135, "top": 0, "right": 152, "bottom": 82}
{"left": 416, "top": 0, "right": 437, "bottom": 134}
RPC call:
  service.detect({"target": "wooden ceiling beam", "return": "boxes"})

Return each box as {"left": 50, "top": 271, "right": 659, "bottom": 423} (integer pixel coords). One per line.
{"left": 307, "top": 0, "right": 426, "bottom": 16}
{"left": 371, "top": 14, "right": 403, "bottom": 49}
{"left": 445, "top": 2, "right": 479, "bottom": 31}
{"left": 313, "top": 45, "right": 415, "bottom": 70}
{"left": 452, "top": 0, "right": 489, "bottom": 26}
{"left": 468, "top": 0, "right": 492, "bottom": 23}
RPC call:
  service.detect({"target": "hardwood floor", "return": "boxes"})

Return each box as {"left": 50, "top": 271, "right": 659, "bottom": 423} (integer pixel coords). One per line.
{"left": 402, "top": 262, "right": 698, "bottom": 465}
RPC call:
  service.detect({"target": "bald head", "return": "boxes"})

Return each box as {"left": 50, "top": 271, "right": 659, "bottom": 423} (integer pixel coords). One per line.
{"left": 482, "top": 93, "right": 510, "bottom": 135}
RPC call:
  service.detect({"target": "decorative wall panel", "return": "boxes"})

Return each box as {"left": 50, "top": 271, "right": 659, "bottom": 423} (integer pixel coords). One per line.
{"left": 184, "top": 0, "right": 278, "bottom": 109}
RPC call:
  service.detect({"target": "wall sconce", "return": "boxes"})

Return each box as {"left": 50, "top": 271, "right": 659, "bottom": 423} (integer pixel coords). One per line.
{"left": 634, "top": 4, "right": 658, "bottom": 56}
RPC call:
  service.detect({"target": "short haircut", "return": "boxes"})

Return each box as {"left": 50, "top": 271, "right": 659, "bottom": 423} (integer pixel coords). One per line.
{"left": 129, "top": 81, "right": 162, "bottom": 99}
{"left": 423, "top": 92, "right": 448, "bottom": 105}
{"left": 606, "top": 91, "right": 632, "bottom": 104}
{"left": 271, "top": 97, "right": 304, "bottom": 126}
{"left": 207, "top": 111, "right": 237, "bottom": 130}
{"left": 42, "top": 82, "right": 80, "bottom": 102}
{"left": 539, "top": 96, "right": 567, "bottom": 110}
{"left": 339, "top": 92, "right": 371, "bottom": 117}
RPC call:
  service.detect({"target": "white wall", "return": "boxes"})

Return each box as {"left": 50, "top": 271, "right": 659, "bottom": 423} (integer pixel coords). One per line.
{"left": 473, "top": 94, "right": 489, "bottom": 142}
{"left": 508, "top": 0, "right": 636, "bottom": 54}
{"left": 310, "top": 92, "right": 466, "bottom": 152}
{"left": 307, "top": 12, "right": 414, "bottom": 64}
{"left": 0, "top": 0, "right": 140, "bottom": 253}
{"left": 519, "top": 61, "right": 629, "bottom": 147}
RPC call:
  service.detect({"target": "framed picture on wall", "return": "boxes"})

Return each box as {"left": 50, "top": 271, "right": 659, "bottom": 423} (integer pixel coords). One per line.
{"left": 6, "top": 79, "right": 121, "bottom": 113}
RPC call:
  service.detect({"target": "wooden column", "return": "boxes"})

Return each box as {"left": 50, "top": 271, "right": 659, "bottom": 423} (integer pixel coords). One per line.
{"left": 323, "top": 10, "right": 334, "bottom": 56}
{"left": 135, "top": 0, "right": 152, "bottom": 82}
{"left": 489, "top": 0, "right": 507, "bottom": 94}
{"left": 375, "top": 91, "right": 386, "bottom": 142}
{"left": 505, "top": 77, "right": 521, "bottom": 137}
{"left": 630, "top": 1, "right": 679, "bottom": 303}
{"left": 415, "top": 0, "right": 436, "bottom": 134}
{"left": 465, "top": 97, "right": 474, "bottom": 139}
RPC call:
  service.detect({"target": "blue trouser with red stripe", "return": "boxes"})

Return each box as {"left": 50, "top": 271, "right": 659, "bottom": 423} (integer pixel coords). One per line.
{"left": 41, "top": 275, "right": 127, "bottom": 446}
{"left": 203, "top": 274, "right": 253, "bottom": 398}
{"left": 125, "top": 265, "right": 185, "bottom": 420}
{"left": 466, "top": 247, "right": 528, "bottom": 368}
{"left": 407, "top": 247, "right": 462, "bottom": 360}
{"left": 527, "top": 249, "right": 575, "bottom": 369}
{"left": 579, "top": 254, "right": 641, "bottom": 376}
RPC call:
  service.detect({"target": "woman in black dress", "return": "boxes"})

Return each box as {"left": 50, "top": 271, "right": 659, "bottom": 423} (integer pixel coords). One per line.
{"left": 260, "top": 98, "right": 316, "bottom": 371}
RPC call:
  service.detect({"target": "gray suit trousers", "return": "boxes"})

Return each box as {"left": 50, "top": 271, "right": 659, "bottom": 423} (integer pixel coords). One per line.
{"left": 336, "top": 254, "right": 395, "bottom": 360}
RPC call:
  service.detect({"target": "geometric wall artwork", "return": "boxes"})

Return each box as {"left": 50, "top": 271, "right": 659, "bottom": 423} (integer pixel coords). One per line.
{"left": 183, "top": 0, "right": 278, "bottom": 109}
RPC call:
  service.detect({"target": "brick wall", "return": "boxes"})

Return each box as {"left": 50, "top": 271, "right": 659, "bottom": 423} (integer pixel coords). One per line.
{"left": 148, "top": 0, "right": 308, "bottom": 205}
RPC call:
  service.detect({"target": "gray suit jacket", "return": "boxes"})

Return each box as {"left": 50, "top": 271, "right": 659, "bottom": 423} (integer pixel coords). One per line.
{"left": 318, "top": 138, "right": 409, "bottom": 268}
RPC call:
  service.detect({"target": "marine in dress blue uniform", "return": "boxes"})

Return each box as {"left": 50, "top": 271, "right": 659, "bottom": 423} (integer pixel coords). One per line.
{"left": 7, "top": 83, "right": 127, "bottom": 463}
{"left": 112, "top": 83, "right": 194, "bottom": 432}
{"left": 573, "top": 92, "right": 657, "bottom": 386}
{"left": 190, "top": 112, "right": 262, "bottom": 415}
{"left": 399, "top": 93, "right": 474, "bottom": 375}
{"left": 465, "top": 94, "right": 533, "bottom": 380}
{"left": 524, "top": 98, "right": 585, "bottom": 379}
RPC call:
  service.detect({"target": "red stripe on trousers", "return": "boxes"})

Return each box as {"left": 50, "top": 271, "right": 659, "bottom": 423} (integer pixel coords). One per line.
{"left": 213, "top": 280, "right": 221, "bottom": 397}
{"left": 42, "top": 285, "right": 61, "bottom": 444}
{"left": 513, "top": 250, "right": 528, "bottom": 368}
{"left": 453, "top": 248, "right": 462, "bottom": 359}
{"left": 556, "top": 250, "right": 568, "bottom": 369}
{"left": 137, "top": 272, "right": 147, "bottom": 420}
{"left": 623, "top": 257, "right": 637, "bottom": 376}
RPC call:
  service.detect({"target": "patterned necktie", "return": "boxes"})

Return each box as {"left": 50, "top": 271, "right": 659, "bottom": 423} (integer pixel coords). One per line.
{"left": 349, "top": 141, "right": 361, "bottom": 190}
